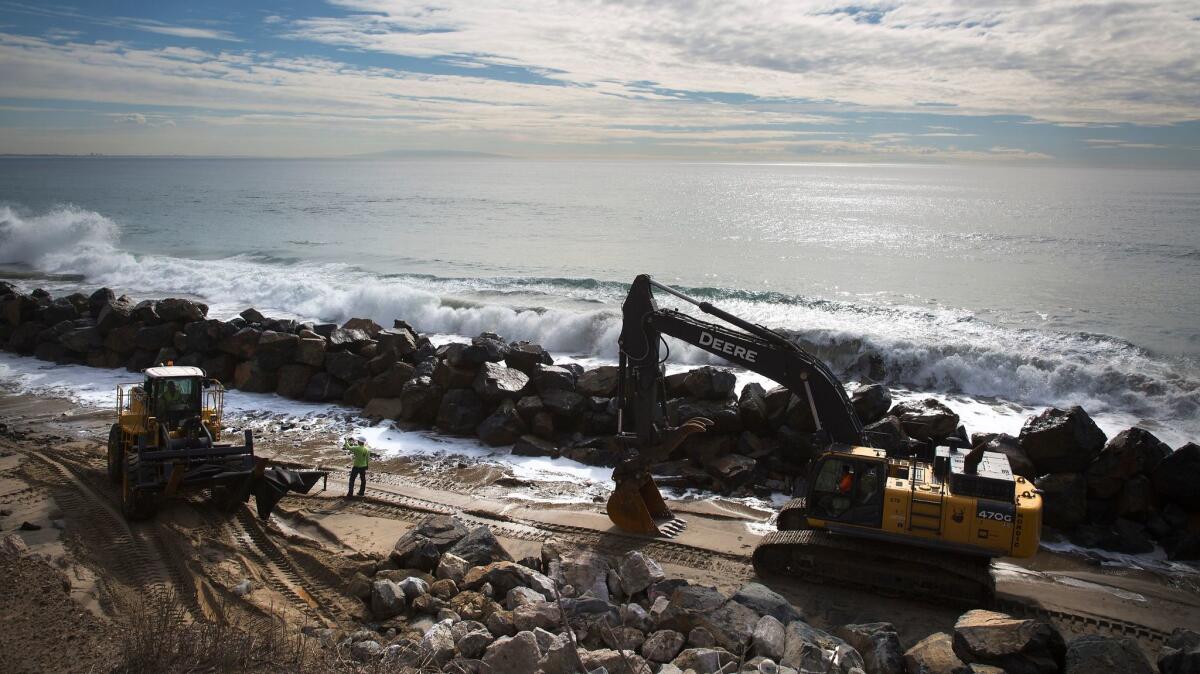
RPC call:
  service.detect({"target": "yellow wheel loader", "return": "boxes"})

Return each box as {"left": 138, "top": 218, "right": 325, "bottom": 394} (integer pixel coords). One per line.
{"left": 107, "top": 365, "right": 325, "bottom": 520}
{"left": 608, "top": 275, "right": 1042, "bottom": 603}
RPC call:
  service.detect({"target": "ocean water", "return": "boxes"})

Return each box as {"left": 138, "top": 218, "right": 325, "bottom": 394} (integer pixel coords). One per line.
{"left": 0, "top": 157, "right": 1197, "bottom": 446}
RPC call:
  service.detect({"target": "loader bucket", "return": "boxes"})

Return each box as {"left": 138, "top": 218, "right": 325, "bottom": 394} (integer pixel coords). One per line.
{"left": 607, "top": 473, "right": 673, "bottom": 536}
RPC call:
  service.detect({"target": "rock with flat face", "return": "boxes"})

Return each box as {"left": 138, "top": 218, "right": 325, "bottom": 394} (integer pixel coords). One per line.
{"left": 551, "top": 550, "right": 611, "bottom": 602}
{"left": 157, "top": 297, "right": 206, "bottom": 323}
{"left": 1153, "top": 443, "right": 1200, "bottom": 511}
{"left": 681, "top": 366, "right": 737, "bottom": 400}
{"left": 583, "top": 648, "right": 653, "bottom": 674}
{"left": 390, "top": 515, "right": 469, "bottom": 570}
{"left": 641, "top": 629, "right": 686, "bottom": 663}
{"left": 474, "top": 361, "right": 530, "bottom": 401}
{"left": 731, "top": 582, "right": 803, "bottom": 625}
{"left": 446, "top": 525, "right": 513, "bottom": 568}
{"left": 738, "top": 382, "right": 771, "bottom": 432}
{"left": 904, "top": 632, "right": 967, "bottom": 674}
{"left": 370, "top": 579, "right": 407, "bottom": 619}
{"left": 696, "top": 599, "right": 761, "bottom": 652}
{"left": 834, "top": 623, "right": 905, "bottom": 674}
{"left": 1034, "top": 473, "right": 1088, "bottom": 531}
{"left": 952, "top": 609, "right": 1065, "bottom": 674}
{"left": 672, "top": 647, "right": 738, "bottom": 674}
{"left": 1158, "top": 628, "right": 1200, "bottom": 674}
{"left": 219, "top": 326, "right": 261, "bottom": 359}
{"left": 752, "top": 615, "right": 785, "bottom": 662}
{"left": 577, "top": 365, "right": 620, "bottom": 397}
{"left": 781, "top": 620, "right": 864, "bottom": 674}
{"left": 1063, "top": 634, "right": 1153, "bottom": 674}
{"left": 419, "top": 619, "right": 456, "bottom": 666}
{"left": 1019, "top": 406, "right": 1107, "bottom": 475}
{"left": 851, "top": 384, "right": 892, "bottom": 426}
{"left": 889, "top": 398, "right": 960, "bottom": 441}
{"left": 1086, "top": 427, "right": 1171, "bottom": 498}
{"left": 618, "top": 551, "right": 666, "bottom": 597}
{"left": 505, "top": 341, "right": 554, "bottom": 373}
{"left": 436, "top": 388, "right": 488, "bottom": 435}
{"left": 657, "top": 585, "right": 726, "bottom": 633}
{"left": 464, "top": 561, "right": 556, "bottom": 600}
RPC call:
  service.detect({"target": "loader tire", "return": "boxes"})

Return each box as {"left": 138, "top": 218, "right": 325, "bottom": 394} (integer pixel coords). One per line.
{"left": 106, "top": 424, "right": 123, "bottom": 483}
{"left": 121, "top": 455, "right": 155, "bottom": 521}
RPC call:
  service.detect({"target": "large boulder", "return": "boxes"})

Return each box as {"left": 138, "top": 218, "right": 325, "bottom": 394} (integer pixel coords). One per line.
{"left": 462, "top": 332, "right": 510, "bottom": 365}
{"left": 577, "top": 366, "right": 619, "bottom": 397}
{"left": 642, "top": 629, "right": 686, "bottom": 663}
{"left": 1086, "top": 428, "right": 1171, "bottom": 499}
{"left": 681, "top": 366, "right": 737, "bottom": 400}
{"left": 156, "top": 298, "right": 206, "bottom": 323}
{"left": 751, "top": 615, "right": 785, "bottom": 661}
{"left": 583, "top": 648, "right": 653, "bottom": 674}
{"left": 436, "top": 389, "right": 488, "bottom": 435}
{"left": 1158, "top": 628, "right": 1200, "bottom": 674}
{"left": 531, "top": 364, "right": 576, "bottom": 394}
{"left": 695, "top": 599, "right": 761, "bottom": 652}
{"left": 730, "top": 582, "right": 802, "bottom": 625}
{"left": 218, "top": 326, "right": 260, "bottom": 359}
{"left": 369, "top": 361, "right": 416, "bottom": 398}
{"left": 952, "top": 609, "right": 1065, "bottom": 674}
{"left": 463, "top": 561, "right": 556, "bottom": 600}
{"left": 904, "top": 632, "right": 967, "bottom": 674}
{"left": 182, "top": 319, "right": 222, "bottom": 353}
{"left": 233, "top": 360, "right": 277, "bottom": 393}
{"left": 59, "top": 326, "right": 102, "bottom": 353}
{"left": 1034, "top": 473, "right": 1088, "bottom": 531}
{"left": 400, "top": 376, "right": 442, "bottom": 423}
{"left": 376, "top": 327, "right": 419, "bottom": 357}
{"left": 780, "top": 620, "right": 864, "bottom": 674}
{"left": 1063, "top": 634, "right": 1153, "bottom": 674}
{"left": 668, "top": 398, "right": 741, "bottom": 433}
{"left": 274, "top": 364, "right": 315, "bottom": 398}
{"left": 551, "top": 550, "right": 611, "bottom": 601}
{"left": 419, "top": 620, "right": 456, "bottom": 666}
{"left": 390, "top": 515, "right": 469, "bottom": 570}
{"left": 477, "top": 400, "right": 528, "bottom": 446}
{"left": 671, "top": 648, "right": 737, "bottom": 674}
{"left": 738, "top": 382, "right": 770, "bottom": 432}
{"left": 302, "top": 372, "right": 345, "bottom": 402}
{"left": 834, "top": 622, "right": 905, "bottom": 674}
{"left": 889, "top": 398, "right": 960, "bottom": 441}
{"left": 978, "top": 434, "right": 1037, "bottom": 480}
{"left": 505, "top": 341, "right": 553, "bottom": 374}
{"left": 863, "top": 416, "right": 907, "bottom": 454}
{"left": 325, "top": 350, "right": 367, "bottom": 383}
{"left": 446, "top": 525, "right": 513, "bottom": 568}
{"left": 474, "top": 362, "right": 530, "bottom": 401}
{"left": 293, "top": 337, "right": 326, "bottom": 367}
{"left": 96, "top": 295, "right": 135, "bottom": 333}
{"left": 134, "top": 323, "right": 178, "bottom": 352}
{"left": 618, "top": 551, "right": 665, "bottom": 597}
{"left": 851, "top": 384, "right": 892, "bottom": 426}
{"left": 1153, "top": 443, "right": 1200, "bottom": 511}
{"left": 254, "top": 330, "right": 298, "bottom": 370}
{"left": 1019, "top": 406, "right": 1107, "bottom": 475}
{"left": 370, "top": 579, "right": 407, "bottom": 619}
{"left": 656, "top": 585, "right": 726, "bottom": 633}
{"left": 512, "top": 435, "right": 558, "bottom": 458}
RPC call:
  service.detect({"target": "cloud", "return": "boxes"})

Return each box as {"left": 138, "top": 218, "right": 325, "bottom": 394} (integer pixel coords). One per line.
{"left": 278, "top": 0, "right": 1200, "bottom": 126}
{"left": 112, "top": 112, "right": 146, "bottom": 125}
{"left": 1084, "top": 138, "right": 1169, "bottom": 149}
{"left": 1, "top": 2, "right": 241, "bottom": 41}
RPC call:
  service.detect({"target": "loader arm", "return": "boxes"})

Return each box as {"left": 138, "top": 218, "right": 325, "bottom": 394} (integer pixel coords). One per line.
{"left": 607, "top": 274, "right": 864, "bottom": 535}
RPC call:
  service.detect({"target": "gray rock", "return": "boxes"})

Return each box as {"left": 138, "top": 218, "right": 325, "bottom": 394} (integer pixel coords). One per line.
{"left": 390, "top": 515, "right": 469, "bottom": 570}
{"left": 582, "top": 648, "right": 653, "bottom": 674}
{"left": 621, "top": 602, "right": 651, "bottom": 632}
{"left": 781, "top": 620, "right": 864, "bottom": 674}
{"left": 533, "top": 626, "right": 564, "bottom": 654}
{"left": 603, "top": 626, "right": 647, "bottom": 652}
{"left": 463, "top": 560, "right": 557, "bottom": 600}
{"left": 834, "top": 623, "right": 904, "bottom": 674}
{"left": 1035, "top": 473, "right": 1088, "bottom": 531}
{"left": 1085, "top": 427, "right": 1171, "bottom": 498}
{"left": 904, "top": 632, "right": 966, "bottom": 674}
{"left": 1019, "top": 406, "right": 1107, "bottom": 475}
{"left": 436, "top": 552, "right": 471, "bottom": 584}
{"left": 350, "top": 639, "right": 382, "bottom": 662}
{"left": 505, "top": 341, "right": 554, "bottom": 374}
{"left": 618, "top": 551, "right": 666, "bottom": 597}
{"left": 689, "top": 627, "right": 716, "bottom": 648}
{"left": 1153, "top": 443, "right": 1200, "bottom": 511}
{"left": 513, "top": 601, "right": 564, "bottom": 632}
{"left": 419, "top": 619, "right": 457, "bottom": 666}
{"left": 731, "top": 582, "right": 803, "bottom": 624}
{"left": 542, "top": 388, "right": 588, "bottom": 417}
{"left": 851, "top": 384, "right": 892, "bottom": 426}
{"left": 1158, "top": 628, "right": 1200, "bottom": 674}
{"left": 696, "top": 599, "right": 761, "bottom": 652}
{"left": 889, "top": 398, "right": 960, "bottom": 441}
{"left": 553, "top": 551, "right": 611, "bottom": 602}
{"left": 658, "top": 585, "right": 726, "bottom": 633}
{"left": 370, "top": 579, "right": 406, "bottom": 619}
{"left": 577, "top": 366, "right": 620, "bottom": 397}
{"left": 437, "top": 388, "right": 488, "bottom": 435}
{"left": 539, "top": 637, "right": 584, "bottom": 674}
{"left": 447, "top": 525, "right": 514, "bottom": 568}
{"left": 398, "top": 576, "right": 430, "bottom": 600}
{"left": 512, "top": 434, "right": 559, "bottom": 458}
{"left": 455, "top": 627, "right": 494, "bottom": 659}
{"left": 953, "top": 609, "right": 1065, "bottom": 674}
{"left": 641, "top": 629, "right": 686, "bottom": 663}
{"left": 753, "top": 615, "right": 786, "bottom": 662}
{"left": 474, "top": 361, "right": 530, "bottom": 401}
{"left": 672, "top": 647, "right": 738, "bottom": 674}
{"left": 1064, "top": 634, "right": 1153, "bottom": 674}
{"left": 507, "top": 586, "right": 546, "bottom": 610}
{"left": 482, "top": 631, "right": 542, "bottom": 674}
{"left": 477, "top": 399, "right": 528, "bottom": 447}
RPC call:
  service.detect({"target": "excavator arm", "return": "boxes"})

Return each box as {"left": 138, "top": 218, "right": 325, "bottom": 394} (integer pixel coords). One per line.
{"left": 607, "top": 274, "right": 864, "bottom": 535}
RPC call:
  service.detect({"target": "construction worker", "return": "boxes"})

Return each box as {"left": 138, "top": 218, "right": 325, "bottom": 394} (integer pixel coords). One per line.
{"left": 838, "top": 464, "right": 854, "bottom": 496}
{"left": 344, "top": 436, "right": 370, "bottom": 497}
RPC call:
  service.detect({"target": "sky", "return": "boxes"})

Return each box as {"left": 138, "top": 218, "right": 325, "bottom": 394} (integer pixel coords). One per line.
{"left": 0, "top": 1, "right": 1197, "bottom": 164}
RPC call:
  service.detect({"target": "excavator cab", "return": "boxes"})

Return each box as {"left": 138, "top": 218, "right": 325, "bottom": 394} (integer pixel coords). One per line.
{"left": 805, "top": 450, "right": 886, "bottom": 528}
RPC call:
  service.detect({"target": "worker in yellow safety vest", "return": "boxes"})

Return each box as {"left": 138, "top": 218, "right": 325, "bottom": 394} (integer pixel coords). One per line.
{"left": 344, "top": 436, "right": 370, "bottom": 497}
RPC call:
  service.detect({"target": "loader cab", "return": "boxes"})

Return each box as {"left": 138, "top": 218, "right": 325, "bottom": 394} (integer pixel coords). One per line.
{"left": 143, "top": 366, "right": 205, "bottom": 427}
{"left": 807, "top": 448, "right": 886, "bottom": 528}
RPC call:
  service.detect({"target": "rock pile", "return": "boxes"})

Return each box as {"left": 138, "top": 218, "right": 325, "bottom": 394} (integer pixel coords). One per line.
{"left": 331, "top": 513, "right": 1184, "bottom": 674}
{"left": 1, "top": 283, "right": 1198, "bottom": 558}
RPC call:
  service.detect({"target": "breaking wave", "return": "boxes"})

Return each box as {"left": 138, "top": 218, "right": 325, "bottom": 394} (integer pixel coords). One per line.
{"left": 1, "top": 204, "right": 1197, "bottom": 442}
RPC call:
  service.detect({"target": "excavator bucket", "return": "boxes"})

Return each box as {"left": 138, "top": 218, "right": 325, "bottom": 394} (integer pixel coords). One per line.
{"left": 607, "top": 473, "right": 674, "bottom": 536}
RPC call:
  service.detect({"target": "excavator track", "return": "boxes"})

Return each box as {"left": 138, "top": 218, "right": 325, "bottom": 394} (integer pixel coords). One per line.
{"left": 752, "top": 528, "right": 996, "bottom": 607}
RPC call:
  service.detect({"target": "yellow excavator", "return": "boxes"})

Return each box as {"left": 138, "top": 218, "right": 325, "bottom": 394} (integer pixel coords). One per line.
{"left": 607, "top": 275, "right": 1042, "bottom": 602}
{"left": 108, "top": 365, "right": 325, "bottom": 520}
